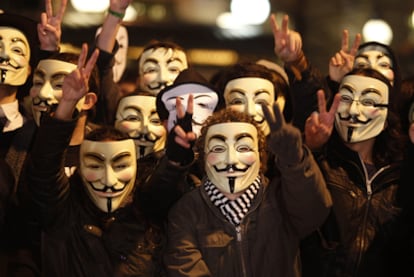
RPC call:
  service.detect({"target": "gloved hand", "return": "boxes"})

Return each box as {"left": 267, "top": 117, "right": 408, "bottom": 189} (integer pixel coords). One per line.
{"left": 262, "top": 102, "right": 304, "bottom": 167}
{"left": 166, "top": 96, "right": 196, "bottom": 165}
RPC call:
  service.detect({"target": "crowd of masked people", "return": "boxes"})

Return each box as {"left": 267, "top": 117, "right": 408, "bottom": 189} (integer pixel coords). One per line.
{"left": 1, "top": 0, "right": 414, "bottom": 276}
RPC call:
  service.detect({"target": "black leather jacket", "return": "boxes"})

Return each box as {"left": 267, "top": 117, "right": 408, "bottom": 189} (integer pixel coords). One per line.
{"left": 301, "top": 131, "right": 409, "bottom": 277}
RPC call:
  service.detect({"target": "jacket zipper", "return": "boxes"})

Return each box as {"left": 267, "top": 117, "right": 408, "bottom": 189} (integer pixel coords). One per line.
{"left": 235, "top": 225, "right": 247, "bottom": 276}
{"left": 354, "top": 160, "right": 389, "bottom": 274}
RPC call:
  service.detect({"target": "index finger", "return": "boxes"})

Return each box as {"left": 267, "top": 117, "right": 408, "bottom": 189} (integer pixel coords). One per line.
{"left": 317, "top": 89, "right": 327, "bottom": 114}
{"left": 186, "top": 94, "right": 194, "bottom": 115}
{"left": 270, "top": 14, "right": 280, "bottom": 35}
{"left": 176, "top": 97, "right": 184, "bottom": 119}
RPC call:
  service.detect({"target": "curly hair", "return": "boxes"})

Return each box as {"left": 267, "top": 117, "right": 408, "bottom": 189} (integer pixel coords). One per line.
{"left": 195, "top": 108, "right": 268, "bottom": 174}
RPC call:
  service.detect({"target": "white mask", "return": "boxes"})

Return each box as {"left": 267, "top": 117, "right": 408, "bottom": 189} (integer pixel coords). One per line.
{"left": 335, "top": 74, "right": 389, "bottom": 143}
{"left": 224, "top": 77, "right": 285, "bottom": 136}
{"left": 204, "top": 122, "right": 260, "bottom": 194}
{"left": 138, "top": 47, "right": 188, "bottom": 95}
{"left": 354, "top": 50, "right": 394, "bottom": 85}
{"left": 80, "top": 139, "right": 137, "bottom": 213}
{"left": 161, "top": 84, "right": 218, "bottom": 136}
{"left": 0, "top": 26, "right": 31, "bottom": 86}
{"left": 30, "top": 59, "right": 78, "bottom": 126}
{"left": 114, "top": 95, "right": 166, "bottom": 158}
{"left": 96, "top": 25, "right": 128, "bottom": 83}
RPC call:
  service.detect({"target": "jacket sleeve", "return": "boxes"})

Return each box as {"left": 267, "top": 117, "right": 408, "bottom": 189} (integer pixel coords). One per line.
{"left": 286, "top": 62, "right": 331, "bottom": 133}
{"left": 164, "top": 194, "right": 212, "bottom": 277}
{"left": 276, "top": 146, "right": 332, "bottom": 238}
{"left": 92, "top": 44, "right": 122, "bottom": 126}
{"left": 27, "top": 115, "right": 76, "bottom": 227}
{"left": 138, "top": 155, "right": 194, "bottom": 224}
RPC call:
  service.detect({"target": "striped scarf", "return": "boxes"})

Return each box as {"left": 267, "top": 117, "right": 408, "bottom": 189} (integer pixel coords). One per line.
{"left": 204, "top": 176, "right": 261, "bottom": 226}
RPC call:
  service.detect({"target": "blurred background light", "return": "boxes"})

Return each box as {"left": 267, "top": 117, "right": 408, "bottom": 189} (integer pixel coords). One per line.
{"left": 71, "top": 0, "right": 109, "bottom": 13}
{"left": 362, "top": 18, "right": 393, "bottom": 44}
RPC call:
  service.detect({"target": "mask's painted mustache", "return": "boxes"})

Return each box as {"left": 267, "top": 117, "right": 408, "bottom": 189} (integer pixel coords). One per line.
{"left": 213, "top": 164, "right": 249, "bottom": 173}
{"left": 88, "top": 181, "right": 129, "bottom": 193}
{"left": 133, "top": 133, "right": 158, "bottom": 143}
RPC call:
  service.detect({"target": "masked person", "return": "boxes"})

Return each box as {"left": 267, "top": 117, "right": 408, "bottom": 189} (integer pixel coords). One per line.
{"left": 156, "top": 68, "right": 219, "bottom": 137}
{"left": 0, "top": 1, "right": 67, "bottom": 275}
{"left": 162, "top": 102, "right": 332, "bottom": 277}
{"left": 114, "top": 90, "right": 167, "bottom": 184}
{"left": 30, "top": 51, "right": 100, "bottom": 174}
{"left": 26, "top": 45, "right": 166, "bottom": 277}
{"left": 94, "top": 0, "right": 186, "bottom": 125}
{"left": 137, "top": 40, "right": 188, "bottom": 96}
{"left": 95, "top": 24, "right": 128, "bottom": 83}
{"left": 301, "top": 68, "right": 409, "bottom": 277}
{"left": 211, "top": 61, "right": 294, "bottom": 180}
{"left": 212, "top": 61, "right": 293, "bottom": 135}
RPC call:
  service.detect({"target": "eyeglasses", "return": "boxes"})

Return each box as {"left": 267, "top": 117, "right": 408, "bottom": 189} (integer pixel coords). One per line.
{"left": 340, "top": 95, "right": 388, "bottom": 108}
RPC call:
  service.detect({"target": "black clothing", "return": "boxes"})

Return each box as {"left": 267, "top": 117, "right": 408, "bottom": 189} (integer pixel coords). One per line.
{"left": 27, "top": 115, "right": 165, "bottom": 276}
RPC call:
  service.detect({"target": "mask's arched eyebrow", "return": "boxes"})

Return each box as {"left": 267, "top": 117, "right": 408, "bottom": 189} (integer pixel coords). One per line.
{"left": 50, "top": 72, "right": 70, "bottom": 82}
{"left": 84, "top": 152, "right": 105, "bottom": 162}
{"left": 123, "top": 105, "right": 141, "bottom": 113}
{"left": 255, "top": 90, "right": 271, "bottom": 97}
{"left": 33, "top": 69, "right": 46, "bottom": 78}
{"left": 194, "top": 94, "right": 213, "bottom": 100}
{"left": 11, "top": 37, "right": 27, "bottom": 47}
{"left": 167, "top": 57, "right": 184, "bottom": 64}
{"left": 208, "top": 134, "right": 226, "bottom": 144}
{"left": 361, "top": 88, "right": 382, "bottom": 96}
{"left": 143, "top": 58, "right": 158, "bottom": 64}
{"left": 339, "top": 84, "right": 354, "bottom": 93}
{"left": 112, "top": 152, "right": 133, "bottom": 163}
{"left": 235, "top": 132, "right": 254, "bottom": 141}
{"left": 166, "top": 96, "right": 184, "bottom": 101}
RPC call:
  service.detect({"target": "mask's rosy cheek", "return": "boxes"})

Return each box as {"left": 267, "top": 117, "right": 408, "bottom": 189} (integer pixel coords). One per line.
{"left": 239, "top": 153, "right": 258, "bottom": 165}
{"left": 119, "top": 121, "right": 137, "bottom": 132}
{"left": 206, "top": 153, "right": 221, "bottom": 165}
{"left": 381, "top": 70, "right": 394, "bottom": 83}
{"left": 117, "top": 169, "right": 135, "bottom": 182}
{"left": 84, "top": 171, "right": 99, "bottom": 182}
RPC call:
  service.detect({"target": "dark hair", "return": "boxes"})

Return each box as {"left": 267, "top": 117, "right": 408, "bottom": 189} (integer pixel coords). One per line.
{"left": 210, "top": 62, "right": 293, "bottom": 122}
{"left": 84, "top": 126, "right": 130, "bottom": 142}
{"left": 196, "top": 108, "right": 267, "bottom": 174}
{"left": 343, "top": 68, "right": 407, "bottom": 165}
{"left": 356, "top": 41, "right": 402, "bottom": 96}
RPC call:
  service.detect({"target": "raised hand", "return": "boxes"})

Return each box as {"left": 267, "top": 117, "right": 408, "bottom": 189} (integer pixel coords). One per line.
{"left": 55, "top": 43, "right": 99, "bottom": 120}
{"left": 270, "top": 14, "right": 303, "bottom": 63}
{"left": 166, "top": 95, "right": 197, "bottom": 165}
{"left": 37, "top": 0, "right": 67, "bottom": 51}
{"left": 262, "top": 101, "right": 304, "bottom": 167}
{"left": 109, "top": 0, "right": 132, "bottom": 14}
{"left": 304, "top": 89, "right": 341, "bottom": 150}
{"left": 329, "top": 29, "right": 362, "bottom": 82}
